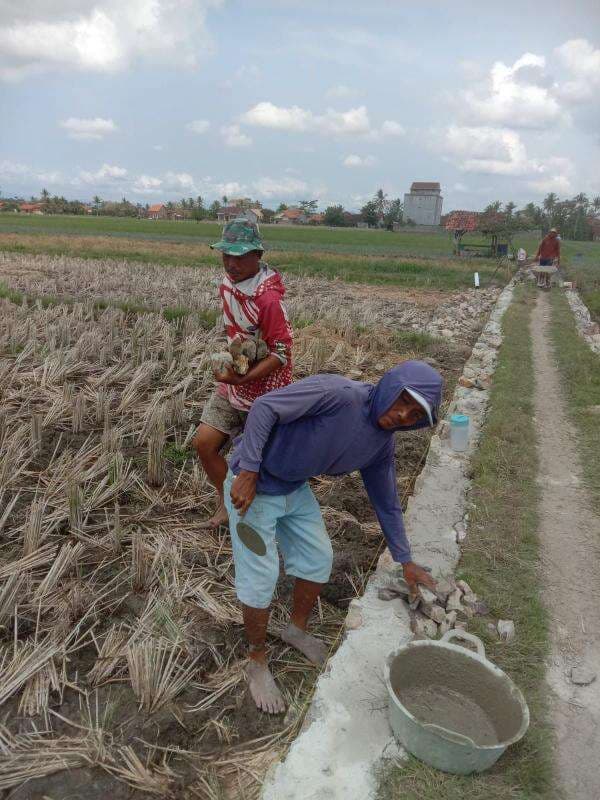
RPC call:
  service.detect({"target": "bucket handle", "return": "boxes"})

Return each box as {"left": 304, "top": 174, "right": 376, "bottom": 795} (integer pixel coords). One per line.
{"left": 421, "top": 722, "right": 478, "bottom": 749}
{"left": 441, "top": 629, "right": 486, "bottom": 658}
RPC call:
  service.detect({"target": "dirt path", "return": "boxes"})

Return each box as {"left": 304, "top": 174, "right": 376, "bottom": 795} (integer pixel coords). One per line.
{"left": 531, "top": 292, "right": 600, "bottom": 799}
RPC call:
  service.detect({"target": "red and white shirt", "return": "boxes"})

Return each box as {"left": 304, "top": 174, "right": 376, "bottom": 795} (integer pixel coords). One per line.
{"left": 218, "top": 264, "right": 293, "bottom": 410}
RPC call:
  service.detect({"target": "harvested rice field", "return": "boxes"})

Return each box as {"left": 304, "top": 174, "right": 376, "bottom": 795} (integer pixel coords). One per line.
{"left": 0, "top": 252, "right": 499, "bottom": 799}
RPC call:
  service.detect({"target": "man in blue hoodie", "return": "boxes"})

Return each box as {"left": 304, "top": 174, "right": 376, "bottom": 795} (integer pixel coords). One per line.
{"left": 224, "top": 360, "right": 443, "bottom": 713}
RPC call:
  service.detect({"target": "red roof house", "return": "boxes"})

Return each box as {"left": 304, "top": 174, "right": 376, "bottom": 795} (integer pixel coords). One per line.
{"left": 148, "top": 203, "right": 167, "bottom": 220}
{"left": 444, "top": 211, "right": 479, "bottom": 232}
{"left": 19, "top": 202, "right": 45, "bottom": 214}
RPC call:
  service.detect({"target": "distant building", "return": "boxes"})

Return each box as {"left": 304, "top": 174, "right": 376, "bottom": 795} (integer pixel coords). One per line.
{"left": 274, "top": 207, "right": 308, "bottom": 225}
{"left": 19, "top": 202, "right": 45, "bottom": 215}
{"left": 403, "top": 182, "right": 443, "bottom": 226}
{"left": 217, "top": 206, "right": 260, "bottom": 224}
{"left": 148, "top": 203, "right": 167, "bottom": 220}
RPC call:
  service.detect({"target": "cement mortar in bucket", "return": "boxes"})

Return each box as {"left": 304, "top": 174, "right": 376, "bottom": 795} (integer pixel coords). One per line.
{"left": 384, "top": 630, "right": 529, "bottom": 774}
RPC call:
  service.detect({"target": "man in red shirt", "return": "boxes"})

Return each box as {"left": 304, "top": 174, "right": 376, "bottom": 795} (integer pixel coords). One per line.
{"left": 535, "top": 228, "right": 560, "bottom": 289}
{"left": 193, "top": 218, "right": 293, "bottom": 528}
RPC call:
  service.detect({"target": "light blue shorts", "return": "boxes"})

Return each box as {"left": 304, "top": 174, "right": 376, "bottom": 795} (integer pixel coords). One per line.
{"left": 224, "top": 471, "right": 333, "bottom": 609}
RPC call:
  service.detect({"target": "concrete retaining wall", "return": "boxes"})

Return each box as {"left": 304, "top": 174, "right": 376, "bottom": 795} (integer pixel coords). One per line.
{"left": 262, "top": 281, "right": 517, "bottom": 800}
{"left": 565, "top": 289, "right": 600, "bottom": 354}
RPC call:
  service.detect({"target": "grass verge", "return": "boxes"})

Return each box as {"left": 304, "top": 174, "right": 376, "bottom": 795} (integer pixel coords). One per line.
{"left": 548, "top": 290, "right": 600, "bottom": 514}
{"left": 378, "top": 285, "right": 556, "bottom": 800}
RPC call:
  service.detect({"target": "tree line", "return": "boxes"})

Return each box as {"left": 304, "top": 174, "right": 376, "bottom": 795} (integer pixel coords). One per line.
{"left": 1, "top": 187, "right": 598, "bottom": 239}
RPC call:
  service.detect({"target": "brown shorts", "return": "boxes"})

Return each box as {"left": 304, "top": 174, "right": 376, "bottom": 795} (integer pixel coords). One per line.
{"left": 199, "top": 390, "right": 248, "bottom": 438}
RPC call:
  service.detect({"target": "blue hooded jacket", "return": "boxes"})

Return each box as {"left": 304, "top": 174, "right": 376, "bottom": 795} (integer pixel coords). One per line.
{"left": 230, "top": 360, "right": 443, "bottom": 563}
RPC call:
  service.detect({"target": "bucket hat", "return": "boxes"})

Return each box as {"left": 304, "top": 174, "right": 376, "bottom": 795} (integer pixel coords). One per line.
{"left": 211, "top": 217, "right": 264, "bottom": 256}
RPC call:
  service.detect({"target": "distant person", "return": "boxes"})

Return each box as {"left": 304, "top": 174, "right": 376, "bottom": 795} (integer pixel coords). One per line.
{"left": 193, "top": 218, "right": 293, "bottom": 528}
{"left": 535, "top": 228, "right": 560, "bottom": 288}
{"left": 224, "top": 361, "right": 441, "bottom": 713}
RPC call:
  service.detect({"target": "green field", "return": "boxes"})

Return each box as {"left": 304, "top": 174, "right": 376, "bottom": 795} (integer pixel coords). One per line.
{"left": 0, "top": 213, "right": 483, "bottom": 257}
{"left": 1, "top": 213, "right": 598, "bottom": 296}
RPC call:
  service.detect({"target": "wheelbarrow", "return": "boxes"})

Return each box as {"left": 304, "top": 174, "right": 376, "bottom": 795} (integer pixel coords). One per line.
{"left": 384, "top": 630, "right": 529, "bottom": 774}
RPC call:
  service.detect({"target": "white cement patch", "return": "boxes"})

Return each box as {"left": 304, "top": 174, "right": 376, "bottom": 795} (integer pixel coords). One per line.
{"left": 263, "top": 282, "right": 516, "bottom": 800}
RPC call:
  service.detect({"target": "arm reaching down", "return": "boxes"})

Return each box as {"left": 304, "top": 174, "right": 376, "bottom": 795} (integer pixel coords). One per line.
{"left": 361, "top": 450, "right": 436, "bottom": 592}
{"left": 360, "top": 446, "right": 412, "bottom": 563}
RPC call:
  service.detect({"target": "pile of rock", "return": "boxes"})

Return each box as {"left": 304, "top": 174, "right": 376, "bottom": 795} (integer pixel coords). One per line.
{"left": 378, "top": 576, "right": 487, "bottom": 639}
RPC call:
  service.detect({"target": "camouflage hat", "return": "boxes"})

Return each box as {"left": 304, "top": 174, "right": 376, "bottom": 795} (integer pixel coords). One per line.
{"left": 210, "top": 217, "right": 264, "bottom": 256}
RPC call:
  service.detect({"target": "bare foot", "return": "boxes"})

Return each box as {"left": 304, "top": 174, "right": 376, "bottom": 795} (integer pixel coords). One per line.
{"left": 198, "top": 503, "right": 228, "bottom": 529}
{"left": 246, "top": 660, "right": 285, "bottom": 714}
{"left": 281, "top": 623, "right": 329, "bottom": 666}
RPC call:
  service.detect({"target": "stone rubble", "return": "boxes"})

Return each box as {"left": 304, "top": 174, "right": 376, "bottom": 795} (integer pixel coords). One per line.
{"left": 570, "top": 666, "right": 597, "bottom": 686}
{"left": 497, "top": 619, "right": 516, "bottom": 642}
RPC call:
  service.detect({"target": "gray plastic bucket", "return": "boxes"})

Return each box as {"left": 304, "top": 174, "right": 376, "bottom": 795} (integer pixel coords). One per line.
{"left": 384, "top": 630, "right": 529, "bottom": 774}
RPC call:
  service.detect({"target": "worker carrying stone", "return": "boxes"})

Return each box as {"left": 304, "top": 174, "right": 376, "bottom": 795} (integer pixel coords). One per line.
{"left": 193, "top": 218, "right": 293, "bottom": 528}
{"left": 534, "top": 228, "right": 561, "bottom": 289}
{"left": 224, "top": 361, "right": 442, "bottom": 713}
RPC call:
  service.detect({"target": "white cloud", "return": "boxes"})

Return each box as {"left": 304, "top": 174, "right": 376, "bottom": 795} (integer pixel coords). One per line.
{"left": 438, "top": 125, "right": 574, "bottom": 195}
{"left": 133, "top": 174, "right": 162, "bottom": 193}
{"left": 343, "top": 154, "right": 377, "bottom": 168}
{"left": 380, "top": 120, "right": 405, "bottom": 137}
{"left": 152, "top": 144, "right": 164, "bottom": 151}
{"left": 554, "top": 39, "right": 600, "bottom": 104}
{"left": 242, "top": 102, "right": 313, "bottom": 132}
{"left": 220, "top": 124, "right": 252, "bottom": 148}
{"left": 241, "top": 102, "right": 402, "bottom": 139}
{"left": 185, "top": 119, "right": 210, "bottom": 134}
{"left": 0, "top": 0, "right": 222, "bottom": 82}
{"left": 461, "top": 53, "right": 563, "bottom": 129}
{"left": 60, "top": 116, "right": 117, "bottom": 140}
{"left": 163, "top": 171, "right": 197, "bottom": 191}
{"left": 438, "top": 125, "right": 537, "bottom": 176}
{"left": 79, "top": 163, "right": 127, "bottom": 184}
{"left": 212, "top": 181, "right": 246, "bottom": 198}
{"left": 252, "top": 176, "right": 309, "bottom": 198}
{"left": 0, "top": 158, "right": 64, "bottom": 185}
{"left": 453, "top": 182, "right": 468, "bottom": 192}
{"left": 326, "top": 83, "right": 355, "bottom": 99}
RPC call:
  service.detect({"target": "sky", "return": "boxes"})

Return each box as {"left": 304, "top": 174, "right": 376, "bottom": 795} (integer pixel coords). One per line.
{"left": 1, "top": 0, "right": 599, "bottom": 212}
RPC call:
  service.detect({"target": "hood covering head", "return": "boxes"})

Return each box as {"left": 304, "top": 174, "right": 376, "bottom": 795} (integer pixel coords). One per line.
{"left": 369, "top": 360, "right": 443, "bottom": 431}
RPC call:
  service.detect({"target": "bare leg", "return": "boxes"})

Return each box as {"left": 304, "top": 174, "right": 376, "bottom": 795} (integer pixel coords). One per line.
{"left": 193, "top": 424, "right": 229, "bottom": 528}
{"left": 242, "top": 604, "right": 285, "bottom": 714}
{"left": 281, "top": 578, "right": 329, "bottom": 666}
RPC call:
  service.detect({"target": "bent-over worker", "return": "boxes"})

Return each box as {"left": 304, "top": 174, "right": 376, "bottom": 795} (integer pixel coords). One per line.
{"left": 224, "top": 360, "right": 443, "bottom": 713}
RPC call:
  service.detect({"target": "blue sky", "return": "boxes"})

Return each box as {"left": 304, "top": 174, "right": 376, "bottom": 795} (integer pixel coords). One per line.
{"left": 1, "top": 0, "right": 599, "bottom": 211}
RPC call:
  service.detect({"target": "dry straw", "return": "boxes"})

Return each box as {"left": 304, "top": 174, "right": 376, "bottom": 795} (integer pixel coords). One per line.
{"left": 126, "top": 637, "right": 199, "bottom": 713}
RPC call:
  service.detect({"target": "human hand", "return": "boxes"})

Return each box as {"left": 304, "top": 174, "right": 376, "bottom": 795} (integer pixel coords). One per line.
{"left": 213, "top": 363, "right": 243, "bottom": 385}
{"left": 402, "top": 561, "right": 437, "bottom": 596}
{"left": 230, "top": 470, "right": 258, "bottom": 515}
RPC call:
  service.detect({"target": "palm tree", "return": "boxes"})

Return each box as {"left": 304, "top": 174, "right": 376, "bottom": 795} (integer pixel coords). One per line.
{"left": 484, "top": 200, "right": 502, "bottom": 213}
{"left": 574, "top": 193, "right": 589, "bottom": 209}
{"left": 542, "top": 192, "right": 558, "bottom": 213}
{"left": 504, "top": 201, "right": 516, "bottom": 217}
{"left": 222, "top": 195, "right": 229, "bottom": 205}
{"left": 592, "top": 196, "right": 600, "bottom": 214}
{"left": 41, "top": 188, "right": 50, "bottom": 204}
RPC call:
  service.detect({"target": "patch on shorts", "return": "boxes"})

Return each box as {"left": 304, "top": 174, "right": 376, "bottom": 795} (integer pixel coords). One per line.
{"left": 237, "top": 522, "right": 267, "bottom": 556}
